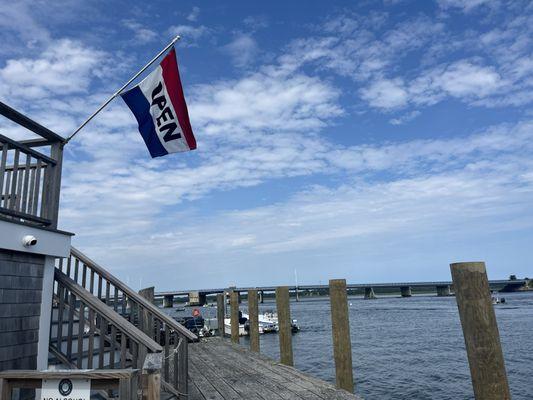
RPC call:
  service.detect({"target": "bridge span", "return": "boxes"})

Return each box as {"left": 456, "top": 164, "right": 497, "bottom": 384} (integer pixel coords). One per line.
{"left": 154, "top": 279, "right": 529, "bottom": 307}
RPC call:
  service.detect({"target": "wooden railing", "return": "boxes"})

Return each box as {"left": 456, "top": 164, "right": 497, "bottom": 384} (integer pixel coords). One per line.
{"left": 51, "top": 269, "right": 162, "bottom": 371}
{"left": 57, "top": 247, "right": 196, "bottom": 397}
{"left": 0, "top": 102, "right": 64, "bottom": 228}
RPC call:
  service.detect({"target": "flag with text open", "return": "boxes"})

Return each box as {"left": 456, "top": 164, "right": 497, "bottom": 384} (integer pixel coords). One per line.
{"left": 121, "top": 48, "right": 197, "bottom": 157}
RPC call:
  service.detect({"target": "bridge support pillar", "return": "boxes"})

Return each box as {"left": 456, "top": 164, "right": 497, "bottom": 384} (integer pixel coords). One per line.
{"left": 364, "top": 287, "right": 377, "bottom": 300}
{"left": 259, "top": 290, "right": 264, "bottom": 304}
{"left": 188, "top": 291, "right": 207, "bottom": 306}
{"left": 400, "top": 286, "right": 412, "bottom": 297}
{"left": 163, "top": 295, "right": 174, "bottom": 308}
{"left": 436, "top": 285, "right": 451, "bottom": 296}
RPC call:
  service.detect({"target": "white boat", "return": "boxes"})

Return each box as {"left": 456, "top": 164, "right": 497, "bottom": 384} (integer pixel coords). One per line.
{"left": 491, "top": 291, "right": 506, "bottom": 305}
{"left": 224, "top": 317, "right": 248, "bottom": 336}
{"left": 223, "top": 311, "right": 300, "bottom": 335}
{"left": 242, "top": 313, "right": 278, "bottom": 334}
{"left": 252, "top": 311, "right": 300, "bottom": 333}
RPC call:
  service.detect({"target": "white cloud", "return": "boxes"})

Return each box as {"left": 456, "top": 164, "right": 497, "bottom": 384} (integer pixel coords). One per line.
{"left": 0, "top": 1, "right": 51, "bottom": 47}
{"left": 187, "top": 6, "right": 200, "bottom": 22}
{"left": 243, "top": 16, "right": 269, "bottom": 30}
{"left": 281, "top": 10, "right": 532, "bottom": 113}
{"left": 0, "top": 39, "right": 108, "bottom": 100}
{"left": 360, "top": 78, "right": 408, "bottom": 109}
{"left": 222, "top": 34, "right": 258, "bottom": 68}
{"left": 389, "top": 110, "right": 421, "bottom": 125}
{"left": 416, "top": 61, "right": 503, "bottom": 99}
{"left": 122, "top": 19, "right": 157, "bottom": 44}
{"left": 280, "top": 15, "right": 444, "bottom": 81}
{"left": 168, "top": 24, "right": 209, "bottom": 44}
{"left": 189, "top": 71, "right": 342, "bottom": 135}
{"left": 363, "top": 60, "right": 505, "bottom": 110}
{"left": 437, "top": 0, "right": 495, "bottom": 12}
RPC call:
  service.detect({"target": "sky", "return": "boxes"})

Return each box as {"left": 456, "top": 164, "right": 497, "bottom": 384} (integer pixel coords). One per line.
{"left": 0, "top": 0, "right": 532, "bottom": 290}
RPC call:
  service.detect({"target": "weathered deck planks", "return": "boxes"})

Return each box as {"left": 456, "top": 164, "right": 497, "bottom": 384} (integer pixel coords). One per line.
{"left": 188, "top": 338, "right": 362, "bottom": 400}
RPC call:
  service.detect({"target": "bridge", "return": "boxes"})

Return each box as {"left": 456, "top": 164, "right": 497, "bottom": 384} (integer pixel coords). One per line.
{"left": 155, "top": 278, "right": 529, "bottom": 307}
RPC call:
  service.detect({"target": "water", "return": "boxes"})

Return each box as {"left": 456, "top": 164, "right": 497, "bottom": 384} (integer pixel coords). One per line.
{"left": 165, "top": 292, "right": 533, "bottom": 399}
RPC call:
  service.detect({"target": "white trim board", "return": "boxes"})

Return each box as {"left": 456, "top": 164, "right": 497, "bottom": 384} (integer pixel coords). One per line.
{"left": 0, "top": 219, "right": 72, "bottom": 257}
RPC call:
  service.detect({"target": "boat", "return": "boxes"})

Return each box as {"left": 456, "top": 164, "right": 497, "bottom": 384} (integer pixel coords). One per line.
{"left": 224, "top": 317, "right": 248, "bottom": 336}
{"left": 175, "top": 315, "right": 205, "bottom": 334}
{"left": 242, "top": 313, "right": 278, "bottom": 334}
{"left": 491, "top": 292, "right": 506, "bottom": 305}
{"left": 254, "top": 311, "right": 300, "bottom": 333}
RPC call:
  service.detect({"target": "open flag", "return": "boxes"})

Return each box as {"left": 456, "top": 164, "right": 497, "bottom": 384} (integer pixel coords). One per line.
{"left": 121, "top": 48, "right": 196, "bottom": 157}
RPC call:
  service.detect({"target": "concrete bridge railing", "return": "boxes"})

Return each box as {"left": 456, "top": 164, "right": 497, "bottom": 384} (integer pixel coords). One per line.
{"left": 155, "top": 278, "right": 528, "bottom": 306}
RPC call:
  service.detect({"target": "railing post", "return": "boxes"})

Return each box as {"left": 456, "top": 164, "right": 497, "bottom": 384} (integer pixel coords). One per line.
{"left": 142, "top": 352, "right": 162, "bottom": 400}
{"left": 177, "top": 337, "right": 188, "bottom": 399}
{"left": 230, "top": 291, "right": 240, "bottom": 343}
{"left": 248, "top": 289, "right": 260, "bottom": 352}
{"left": 42, "top": 141, "right": 63, "bottom": 228}
{"left": 450, "top": 262, "right": 511, "bottom": 400}
{"left": 139, "top": 286, "right": 155, "bottom": 338}
{"left": 216, "top": 293, "right": 225, "bottom": 337}
{"left": 276, "top": 286, "right": 293, "bottom": 366}
{"left": 329, "top": 279, "right": 354, "bottom": 393}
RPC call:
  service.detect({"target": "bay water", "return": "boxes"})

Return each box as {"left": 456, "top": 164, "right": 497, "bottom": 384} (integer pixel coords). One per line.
{"left": 165, "top": 292, "right": 533, "bottom": 399}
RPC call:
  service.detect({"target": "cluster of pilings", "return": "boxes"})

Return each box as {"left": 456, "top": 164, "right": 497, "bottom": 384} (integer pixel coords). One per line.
{"left": 216, "top": 262, "right": 512, "bottom": 399}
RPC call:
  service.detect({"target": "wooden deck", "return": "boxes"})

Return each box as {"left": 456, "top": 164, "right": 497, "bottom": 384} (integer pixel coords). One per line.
{"left": 188, "top": 338, "right": 361, "bottom": 400}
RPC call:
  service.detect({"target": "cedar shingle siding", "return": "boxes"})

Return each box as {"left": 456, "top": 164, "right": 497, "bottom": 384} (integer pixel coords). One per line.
{"left": 0, "top": 249, "right": 44, "bottom": 371}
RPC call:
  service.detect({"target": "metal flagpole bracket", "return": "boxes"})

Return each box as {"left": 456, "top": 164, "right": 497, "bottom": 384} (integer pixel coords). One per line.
{"left": 65, "top": 35, "right": 181, "bottom": 144}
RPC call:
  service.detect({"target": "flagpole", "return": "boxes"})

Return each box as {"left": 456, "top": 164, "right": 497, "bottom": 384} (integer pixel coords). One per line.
{"left": 65, "top": 35, "right": 181, "bottom": 144}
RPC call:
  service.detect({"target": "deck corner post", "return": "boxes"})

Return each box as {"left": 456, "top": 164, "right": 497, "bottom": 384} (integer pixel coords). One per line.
{"left": 276, "top": 286, "right": 294, "bottom": 366}
{"left": 450, "top": 261, "right": 511, "bottom": 400}
{"left": 142, "top": 352, "right": 162, "bottom": 400}
{"left": 217, "top": 293, "right": 225, "bottom": 337}
{"left": 329, "top": 279, "right": 354, "bottom": 393}
{"left": 248, "top": 289, "right": 260, "bottom": 352}
{"left": 230, "top": 291, "right": 240, "bottom": 343}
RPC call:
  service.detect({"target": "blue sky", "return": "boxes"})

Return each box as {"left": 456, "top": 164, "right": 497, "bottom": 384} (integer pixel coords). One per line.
{"left": 1, "top": 0, "right": 532, "bottom": 290}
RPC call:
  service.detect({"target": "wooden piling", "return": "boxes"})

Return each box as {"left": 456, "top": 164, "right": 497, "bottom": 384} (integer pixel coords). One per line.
{"left": 450, "top": 262, "right": 511, "bottom": 400}
{"left": 230, "top": 291, "right": 240, "bottom": 344}
{"left": 138, "top": 286, "right": 155, "bottom": 337}
{"left": 248, "top": 289, "right": 260, "bottom": 352}
{"left": 276, "top": 286, "right": 293, "bottom": 366}
{"left": 329, "top": 279, "right": 354, "bottom": 393}
{"left": 216, "top": 293, "right": 225, "bottom": 337}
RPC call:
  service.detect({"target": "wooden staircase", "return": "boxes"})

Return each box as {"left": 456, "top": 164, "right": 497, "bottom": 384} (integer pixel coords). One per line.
{"left": 48, "top": 247, "right": 197, "bottom": 398}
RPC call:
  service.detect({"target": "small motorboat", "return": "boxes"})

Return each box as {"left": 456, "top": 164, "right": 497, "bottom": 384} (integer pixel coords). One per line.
{"left": 224, "top": 318, "right": 248, "bottom": 336}
{"left": 242, "top": 313, "right": 277, "bottom": 334}
{"left": 491, "top": 292, "right": 506, "bottom": 305}
{"left": 258, "top": 311, "right": 300, "bottom": 333}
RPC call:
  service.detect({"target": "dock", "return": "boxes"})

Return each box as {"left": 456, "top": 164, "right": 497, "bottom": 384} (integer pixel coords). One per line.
{"left": 188, "top": 338, "right": 360, "bottom": 400}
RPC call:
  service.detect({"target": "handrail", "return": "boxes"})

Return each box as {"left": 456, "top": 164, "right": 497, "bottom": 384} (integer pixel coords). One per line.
{"left": 55, "top": 268, "right": 162, "bottom": 352}
{"left": 0, "top": 133, "right": 56, "bottom": 165}
{"left": 0, "top": 101, "right": 66, "bottom": 143}
{"left": 70, "top": 246, "right": 197, "bottom": 341}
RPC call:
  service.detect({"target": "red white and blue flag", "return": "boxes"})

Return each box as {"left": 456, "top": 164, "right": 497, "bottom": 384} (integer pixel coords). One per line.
{"left": 121, "top": 48, "right": 197, "bottom": 157}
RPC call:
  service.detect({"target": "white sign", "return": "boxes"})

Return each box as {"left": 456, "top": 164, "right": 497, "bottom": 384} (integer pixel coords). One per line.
{"left": 41, "top": 378, "right": 90, "bottom": 400}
